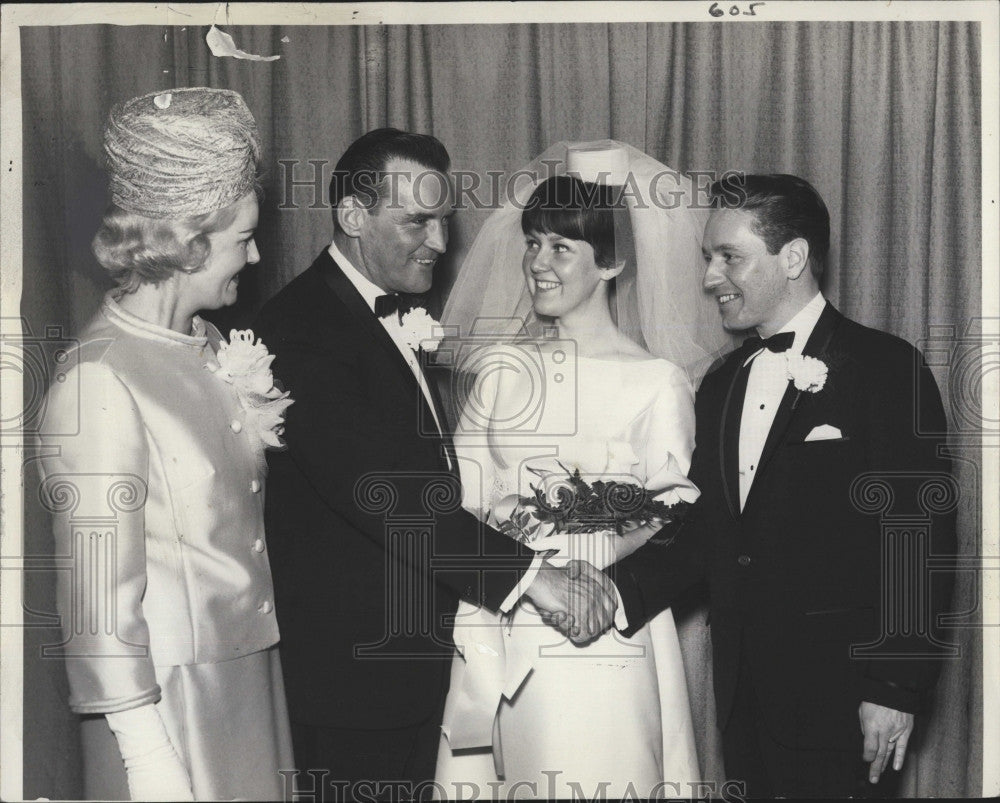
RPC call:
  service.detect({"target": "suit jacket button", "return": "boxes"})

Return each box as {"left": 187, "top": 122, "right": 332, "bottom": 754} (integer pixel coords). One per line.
{"left": 230, "top": 419, "right": 243, "bottom": 433}
{"left": 259, "top": 600, "right": 273, "bottom": 614}
{"left": 250, "top": 479, "right": 261, "bottom": 493}
{"left": 252, "top": 538, "right": 265, "bottom": 553}
{"left": 737, "top": 554, "right": 751, "bottom": 567}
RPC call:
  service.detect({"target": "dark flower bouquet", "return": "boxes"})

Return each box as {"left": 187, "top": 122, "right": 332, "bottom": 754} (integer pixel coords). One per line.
{"left": 494, "top": 462, "right": 691, "bottom": 545}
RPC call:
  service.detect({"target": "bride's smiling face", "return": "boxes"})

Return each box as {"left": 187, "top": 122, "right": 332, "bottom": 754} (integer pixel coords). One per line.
{"left": 522, "top": 230, "right": 608, "bottom": 319}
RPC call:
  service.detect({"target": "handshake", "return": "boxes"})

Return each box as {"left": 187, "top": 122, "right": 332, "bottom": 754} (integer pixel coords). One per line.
{"left": 523, "top": 559, "right": 619, "bottom": 644}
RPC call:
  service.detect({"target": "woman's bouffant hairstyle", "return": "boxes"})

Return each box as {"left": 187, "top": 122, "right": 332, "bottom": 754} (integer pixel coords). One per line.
{"left": 91, "top": 186, "right": 260, "bottom": 293}
{"left": 521, "top": 176, "right": 620, "bottom": 269}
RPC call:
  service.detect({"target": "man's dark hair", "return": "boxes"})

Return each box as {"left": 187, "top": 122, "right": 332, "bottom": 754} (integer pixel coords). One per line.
{"left": 329, "top": 128, "right": 451, "bottom": 230}
{"left": 709, "top": 173, "right": 830, "bottom": 278}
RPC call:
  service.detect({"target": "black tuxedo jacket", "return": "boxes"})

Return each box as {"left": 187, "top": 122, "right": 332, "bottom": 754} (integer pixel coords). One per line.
{"left": 614, "top": 303, "right": 956, "bottom": 750}
{"left": 253, "top": 250, "right": 534, "bottom": 730}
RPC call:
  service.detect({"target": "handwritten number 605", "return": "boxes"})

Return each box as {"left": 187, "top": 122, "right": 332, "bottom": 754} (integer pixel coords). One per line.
{"left": 709, "top": 2, "right": 765, "bottom": 16}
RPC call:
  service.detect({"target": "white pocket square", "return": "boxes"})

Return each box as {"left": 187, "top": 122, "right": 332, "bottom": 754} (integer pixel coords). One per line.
{"left": 805, "top": 424, "right": 843, "bottom": 441}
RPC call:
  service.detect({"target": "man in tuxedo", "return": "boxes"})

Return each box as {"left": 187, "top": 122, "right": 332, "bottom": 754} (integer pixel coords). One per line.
{"left": 605, "top": 174, "right": 956, "bottom": 798}
{"left": 253, "top": 129, "right": 610, "bottom": 800}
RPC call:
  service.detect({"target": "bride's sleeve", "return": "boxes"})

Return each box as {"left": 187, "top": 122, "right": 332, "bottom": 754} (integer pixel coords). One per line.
{"left": 639, "top": 363, "right": 699, "bottom": 505}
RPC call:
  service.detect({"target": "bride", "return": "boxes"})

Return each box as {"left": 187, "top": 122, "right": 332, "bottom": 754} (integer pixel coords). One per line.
{"left": 434, "top": 143, "right": 733, "bottom": 800}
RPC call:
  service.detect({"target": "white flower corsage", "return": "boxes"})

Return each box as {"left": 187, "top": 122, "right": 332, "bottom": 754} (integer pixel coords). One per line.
{"left": 206, "top": 330, "right": 294, "bottom": 457}
{"left": 785, "top": 354, "right": 828, "bottom": 393}
{"left": 381, "top": 307, "right": 443, "bottom": 352}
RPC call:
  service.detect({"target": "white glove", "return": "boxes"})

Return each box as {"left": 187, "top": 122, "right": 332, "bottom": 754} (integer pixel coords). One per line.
{"left": 105, "top": 703, "right": 195, "bottom": 801}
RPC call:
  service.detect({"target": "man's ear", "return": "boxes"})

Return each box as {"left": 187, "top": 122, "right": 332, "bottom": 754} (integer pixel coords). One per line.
{"left": 599, "top": 259, "right": 626, "bottom": 281}
{"left": 336, "top": 196, "right": 367, "bottom": 238}
{"left": 781, "top": 237, "right": 810, "bottom": 280}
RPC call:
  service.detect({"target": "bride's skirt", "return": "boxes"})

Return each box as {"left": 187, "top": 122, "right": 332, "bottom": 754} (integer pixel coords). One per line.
{"left": 435, "top": 600, "right": 699, "bottom": 800}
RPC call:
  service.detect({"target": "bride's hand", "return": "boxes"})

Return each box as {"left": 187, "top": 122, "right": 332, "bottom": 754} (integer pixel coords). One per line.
{"left": 612, "top": 521, "right": 661, "bottom": 563}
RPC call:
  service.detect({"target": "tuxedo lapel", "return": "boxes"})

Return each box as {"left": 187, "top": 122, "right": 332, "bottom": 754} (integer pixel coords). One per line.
{"left": 315, "top": 250, "right": 423, "bottom": 396}
{"left": 742, "top": 303, "right": 843, "bottom": 516}
{"left": 719, "top": 352, "right": 753, "bottom": 520}
{"left": 314, "top": 251, "right": 455, "bottom": 470}
{"left": 420, "top": 348, "right": 460, "bottom": 474}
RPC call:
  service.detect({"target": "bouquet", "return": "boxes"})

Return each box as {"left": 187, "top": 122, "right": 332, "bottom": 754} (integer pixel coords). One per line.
{"left": 494, "top": 461, "right": 691, "bottom": 546}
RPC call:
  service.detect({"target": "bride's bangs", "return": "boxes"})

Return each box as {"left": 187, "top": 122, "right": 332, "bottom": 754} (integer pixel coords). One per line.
{"left": 521, "top": 176, "right": 617, "bottom": 266}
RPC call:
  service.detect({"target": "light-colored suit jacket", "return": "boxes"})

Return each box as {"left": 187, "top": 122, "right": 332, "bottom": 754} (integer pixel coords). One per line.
{"left": 40, "top": 296, "right": 279, "bottom": 714}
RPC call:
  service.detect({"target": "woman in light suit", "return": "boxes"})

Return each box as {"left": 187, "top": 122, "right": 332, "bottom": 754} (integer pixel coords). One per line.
{"left": 40, "top": 87, "right": 293, "bottom": 801}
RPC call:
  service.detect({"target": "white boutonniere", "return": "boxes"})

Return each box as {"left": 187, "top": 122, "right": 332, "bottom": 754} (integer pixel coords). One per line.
{"left": 206, "top": 330, "right": 294, "bottom": 458}
{"left": 382, "top": 307, "right": 443, "bottom": 352}
{"left": 785, "top": 354, "right": 828, "bottom": 393}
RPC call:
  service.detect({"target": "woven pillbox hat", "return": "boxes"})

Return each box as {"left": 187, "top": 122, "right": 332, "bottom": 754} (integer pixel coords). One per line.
{"left": 103, "top": 87, "right": 260, "bottom": 218}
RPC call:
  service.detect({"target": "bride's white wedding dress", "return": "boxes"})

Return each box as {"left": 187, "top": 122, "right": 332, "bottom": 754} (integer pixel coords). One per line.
{"left": 435, "top": 346, "right": 701, "bottom": 801}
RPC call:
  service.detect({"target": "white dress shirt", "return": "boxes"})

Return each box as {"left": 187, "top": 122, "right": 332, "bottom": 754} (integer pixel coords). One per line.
{"left": 738, "top": 292, "right": 826, "bottom": 509}
{"left": 327, "top": 241, "right": 448, "bottom": 444}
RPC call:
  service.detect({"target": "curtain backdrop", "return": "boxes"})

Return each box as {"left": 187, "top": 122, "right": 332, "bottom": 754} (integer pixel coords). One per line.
{"left": 19, "top": 22, "right": 982, "bottom": 799}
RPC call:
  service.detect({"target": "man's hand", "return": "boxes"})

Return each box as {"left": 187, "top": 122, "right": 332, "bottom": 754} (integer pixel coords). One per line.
{"left": 524, "top": 559, "right": 617, "bottom": 644}
{"left": 859, "top": 701, "right": 914, "bottom": 783}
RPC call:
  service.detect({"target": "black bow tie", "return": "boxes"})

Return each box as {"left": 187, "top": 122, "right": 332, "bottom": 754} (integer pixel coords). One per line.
{"left": 375, "top": 292, "right": 428, "bottom": 320}
{"left": 374, "top": 294, "right": 403, "bottom": 319}
{"left": 744, "top": 331, "right": 795, "bottom": 354}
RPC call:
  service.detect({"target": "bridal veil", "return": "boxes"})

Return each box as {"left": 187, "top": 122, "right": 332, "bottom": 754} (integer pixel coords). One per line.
{"left": 442, "top": 140, "right": 738, "bottom": 382}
